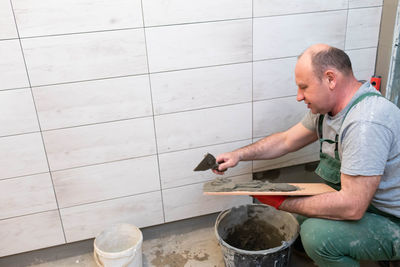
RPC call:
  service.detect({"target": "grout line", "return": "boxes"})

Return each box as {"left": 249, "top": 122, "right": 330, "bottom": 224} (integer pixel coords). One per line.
{"left": 251, "top": 0, "right": 255, "bottom": 178}
{"left": 162, "top": 172, "right": 254, "bottom": 191}
{"left": 8, "top": 0, "right": 67, "bottom": 243}
{"left": 344, "top": 0, "right": 350, "bottom": 50}
{"left": 0, "top": 209, "right": 61, "bottom": 222}
{"left": 140, "top": 0, "right": 166, "bottom": 223}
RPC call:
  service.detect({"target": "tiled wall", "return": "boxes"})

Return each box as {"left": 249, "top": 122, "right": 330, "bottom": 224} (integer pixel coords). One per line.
{"left": 0, "top": 0, "right": 382, "bottom": 256}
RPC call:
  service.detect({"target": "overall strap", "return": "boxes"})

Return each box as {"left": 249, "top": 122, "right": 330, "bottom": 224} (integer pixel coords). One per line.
{"left": 342, "top": 92, "right": 382, "bottom": 122}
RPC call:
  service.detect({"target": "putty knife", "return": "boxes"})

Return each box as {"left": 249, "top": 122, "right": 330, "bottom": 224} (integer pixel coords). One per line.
{"left": 194, "top": 153, "right": 226, "bottom": 172}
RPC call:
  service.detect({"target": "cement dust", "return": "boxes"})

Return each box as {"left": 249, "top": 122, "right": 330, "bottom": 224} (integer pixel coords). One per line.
{"left": 151, "top": 249, "right": 209, "bottom": 267}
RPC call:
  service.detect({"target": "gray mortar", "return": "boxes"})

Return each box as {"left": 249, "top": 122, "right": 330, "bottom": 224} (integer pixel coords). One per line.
{"left": 203, "top": 177, "right": 299, "bottom": 192}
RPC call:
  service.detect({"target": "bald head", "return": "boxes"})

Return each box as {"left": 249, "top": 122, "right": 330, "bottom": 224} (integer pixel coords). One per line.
{"left": 298, "top": 44, "right": 353, "bottom": 80}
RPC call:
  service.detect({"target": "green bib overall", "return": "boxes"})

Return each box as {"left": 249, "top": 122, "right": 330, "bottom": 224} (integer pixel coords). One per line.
{"left": 314, "top": 91, "right": 382, "bottom": 191}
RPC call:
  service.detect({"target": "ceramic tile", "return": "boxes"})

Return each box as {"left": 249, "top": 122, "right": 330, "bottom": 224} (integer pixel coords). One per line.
{"left": 253, "top": 141, "right": 320, "bottom": 172}
{"left": 254, "top": 11, "right": 347, "bottom": 60}
{"left": 0, "top": 0, "right": 17, "bottom": 39}
{"left": 151, "top": 63, "right": 252, "bottom": 114}
{"left": 159, "top": 140, "right": 252, "bottom": 189}
{"left": 0, "top": 211, "right": 65, "bottom": 257}
{"left": 146, "top": 19, "right": 252, "bottom": 72}
{"left": 254, "top": 0, "right": 347, "bottom": 17}
{"left": 61, "top": 191, "right": 164, "bottom": 242}
{"left": 13, "top": 0, "right": 143, "bottom": 37}
{"left": 53, "top": 156, "right": 160, "bottom": 208}
{"left": 0, "top": 40, "right": 29, "bottom": 90}
{"left": 143, "top": 0, "right": 251, "bottom": 26}
{"left": 0, "top": 133, "right": 48, "bottom": 180}
{"left": 22, "top": 29, "right": 147, "bottom": 86}
{"left": 33, "top": 75, "right": 152, "bottom": 130}
{"left": 253, "top": 57, "right": 297, "bottom": 101}
{"left": 163, "top": 175, "right": 252, "bottom": 222}
{"left": 0, "top": 89, "right": 39, "bottom": 136}
{"left": 346, "top": 48, "right": 377, "bottom": 81}
{"left": 253, "top": 97, "right": 308, "bottom": 138}
{"left": 155, "top": 103, "right": 252, "bottom": 153}
{"left": 349, "top": 0, "right": 383, "bottom": 8}
{"left": 43, "top": 117, "right": 156, "bottom": 171}
{"left": 345, "top": 7, "right": 382, "bottom": 50}
{"left": 0, "top": 173, "right": 56, "bottom": 220}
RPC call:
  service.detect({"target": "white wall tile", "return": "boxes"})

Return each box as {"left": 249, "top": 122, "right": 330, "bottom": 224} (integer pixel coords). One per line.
{"left": 43, "top": 118, "right": 156, "bottom": 171}
{"left": 253, "top": 97, "right": 308, "bottom": 138}
{"left": 151, "top": 63, "right": 252, "bottom": 114}
{"left": 253, "top": 141, "right": 320, "bottom": 172}
{"left": 159, "top": 140, "right": 252, "bottom": 189}
{"left": 0, "top": 173, "right": 56, "bottom": 219}
{"left": 0, "top": 0, "right": 18, "bottom": 39}
{"left": 347, "top": 48, "right": 377, "bottom": 81}
{"left": 146, "top": 19, "right": 252, "bottom": 72}
{"left": 61, "top": 191, "right": 164, "bottom": 242}
{"left": 33, "top": 75, "right": 152, "bottom": 130}
{"left": 155, "top": 103, "right": 252, "bottom": 153}
{"left": 0, "top": 89, "right": 39, "bottom": 136}
{"left": 349, "top": 0, "right": 383, "bottom": 8}
{"left": 163, "top": 175, "right": 252, "bottom": 222}
{"left": 0, "top": 211, "right": 65, "bottom": 257}
{"left": 143, "top": 0, "right": 251, "bottom": 26}
{"left": 254, "top": 0, "right": 347, "bottom": 17}
{"left": 13, "top": 0, "right": 143, "bottom": 38}
{"left": 345, "top": 7, "right": 382, "bottom": 50}
{"left": 254, "top": 11, "right": 347, "bottom": 60}
{"left": 22, "top": 29, "right": 147, "bottom": 86}
{"left": 53, "top": 156, "right": 160, "bottom": 208}
{"left": 253, "top": 57, "right": 297, "bottom": 101}
{"left": 0, "top": 133, "right": 48, "bottom": 180}
{"left": 0, "top": 40, "right": 29, "bottom": 90}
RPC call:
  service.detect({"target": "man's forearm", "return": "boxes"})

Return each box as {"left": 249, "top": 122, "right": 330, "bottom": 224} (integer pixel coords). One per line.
{"left": 234, "top": 132, "right": 291, "bottom": 161}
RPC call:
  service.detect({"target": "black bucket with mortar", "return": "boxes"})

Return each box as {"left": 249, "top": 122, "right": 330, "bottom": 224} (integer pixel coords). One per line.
{"left": 215, "top": 204, "right": 299, "bottom": 267}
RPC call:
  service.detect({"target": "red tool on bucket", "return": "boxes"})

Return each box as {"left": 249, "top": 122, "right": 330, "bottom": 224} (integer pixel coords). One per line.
{"left": 370, "top": 75, "right": 381, "bottom": 91}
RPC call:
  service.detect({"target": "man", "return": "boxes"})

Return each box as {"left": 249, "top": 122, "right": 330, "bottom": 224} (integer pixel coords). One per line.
{"left": 213, "top": 44, "right": 400, "bottom": 266}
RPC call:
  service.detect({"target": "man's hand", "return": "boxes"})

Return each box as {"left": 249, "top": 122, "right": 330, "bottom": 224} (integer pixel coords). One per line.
{"left": 252, "top": 195, "right": 287, "bottom": 209}
{"left": 212, "top": 151, "right": 241, "bottom": 175}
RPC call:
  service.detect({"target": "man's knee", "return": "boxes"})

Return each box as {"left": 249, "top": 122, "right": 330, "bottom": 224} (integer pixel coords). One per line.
{"left": 300, "top": 218, "right": 335, "bottom": 257}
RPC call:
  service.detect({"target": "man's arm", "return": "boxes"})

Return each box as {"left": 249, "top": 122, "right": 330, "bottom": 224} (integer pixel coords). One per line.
{"left": 214, "top": 122, "right": 318, "bottom": 173}
{"left": 280, "top": 174, "right": 381, "bottom": 220}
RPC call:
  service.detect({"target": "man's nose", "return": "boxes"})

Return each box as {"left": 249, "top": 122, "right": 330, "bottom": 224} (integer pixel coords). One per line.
{"left": 296, "top": 89, "right": 304, "bottom": 102}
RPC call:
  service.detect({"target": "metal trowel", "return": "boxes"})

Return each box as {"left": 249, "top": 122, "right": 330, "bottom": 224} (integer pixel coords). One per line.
{"left": 194, "top": 153, "right": 226, "bottom": 172}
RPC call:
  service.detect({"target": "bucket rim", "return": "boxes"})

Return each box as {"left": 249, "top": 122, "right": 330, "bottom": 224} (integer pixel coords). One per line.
{"left": 214, "top": 204, "right": 299, "bottom": 255}
{"left": 94, "top": 224, "right": 143, "bottom": 258}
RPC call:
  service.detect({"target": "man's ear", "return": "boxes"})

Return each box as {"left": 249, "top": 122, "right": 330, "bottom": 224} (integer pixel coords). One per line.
{"left": 325, "top": 70, "right": 336, "bottom": 90}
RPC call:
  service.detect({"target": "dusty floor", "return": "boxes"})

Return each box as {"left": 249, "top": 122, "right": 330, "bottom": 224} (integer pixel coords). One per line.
{"left": 0, "top": 211, "right": 383, "bottom": 267}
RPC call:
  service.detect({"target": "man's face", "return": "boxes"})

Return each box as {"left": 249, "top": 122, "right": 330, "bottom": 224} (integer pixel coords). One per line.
{"left": 295, "top": 58, "right": 332, "bottom": 114}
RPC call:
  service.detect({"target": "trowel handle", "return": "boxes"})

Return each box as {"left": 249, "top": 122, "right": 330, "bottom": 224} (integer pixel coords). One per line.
{"left": 212, "top": 163, "right": 227, "bottom": 172}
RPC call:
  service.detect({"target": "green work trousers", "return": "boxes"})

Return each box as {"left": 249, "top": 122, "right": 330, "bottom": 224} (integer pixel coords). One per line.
{"left": 296, "top": 212, "right": 400, "bottom": 266}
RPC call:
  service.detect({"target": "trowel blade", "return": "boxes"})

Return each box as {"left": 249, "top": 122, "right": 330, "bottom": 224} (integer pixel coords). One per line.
{"left": 194, "top": 153, "right": 218, "bottom": 171}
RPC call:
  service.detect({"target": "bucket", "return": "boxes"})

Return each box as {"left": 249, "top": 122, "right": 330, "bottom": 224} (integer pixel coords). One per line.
{"left": 215, "top": 204, "right": 299, "bottom": 267}
{"left": 94, "top": 223, "right": 143, "bottom": 267}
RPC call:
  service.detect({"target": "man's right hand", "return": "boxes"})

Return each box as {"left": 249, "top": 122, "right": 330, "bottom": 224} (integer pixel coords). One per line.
{"left": 212, "top": 151, "right": 240, "bottom": 175}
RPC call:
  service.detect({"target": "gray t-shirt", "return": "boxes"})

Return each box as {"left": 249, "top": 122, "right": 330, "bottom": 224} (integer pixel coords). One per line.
{"left": 301, "top": 82, "right": 400, "bottom": 217}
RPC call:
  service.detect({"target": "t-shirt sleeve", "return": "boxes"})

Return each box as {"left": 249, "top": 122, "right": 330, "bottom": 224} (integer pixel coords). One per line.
{"left": 340, "top": 121, "right": 392, "bottom": 176}
{"left": 301, "top": 110, "right": 318, "bottom": 132}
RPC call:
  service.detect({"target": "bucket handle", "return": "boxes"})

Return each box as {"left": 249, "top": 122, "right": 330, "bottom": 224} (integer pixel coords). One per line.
{"left": 93, "top": 249, "right": 138, "bottom": 267}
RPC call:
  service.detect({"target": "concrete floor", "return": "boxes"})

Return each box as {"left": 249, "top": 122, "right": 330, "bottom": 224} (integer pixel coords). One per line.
{"left": 0, "top": 211, "right": 383, "bottom": 267}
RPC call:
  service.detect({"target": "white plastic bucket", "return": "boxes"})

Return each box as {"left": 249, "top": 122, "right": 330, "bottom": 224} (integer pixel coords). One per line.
{"left": 94, "top": 223, "right": 143, "bottom": 267}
